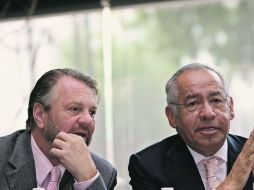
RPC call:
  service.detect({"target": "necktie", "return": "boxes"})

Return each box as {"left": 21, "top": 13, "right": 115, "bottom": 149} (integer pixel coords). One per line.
{"left": 203, "top": 156, "right": 220, "bottom": 190}
{"left": 46, "top": 166, "right": 61, "bottom": 190}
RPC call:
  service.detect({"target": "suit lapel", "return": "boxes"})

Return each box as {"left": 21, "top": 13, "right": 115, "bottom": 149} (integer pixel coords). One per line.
{"left": 59, "top": 170, "right": 74, "bottom": 190}
{"left": 165, "top": 136, "right": 205, "bottom": 190}
{"left": 227, "top": 136, "right": 239, "bottom": 175}
{"left": 6, "top": 162, "right": 36, "bottom": 190}
{"left": 6, "top": 131, "right": 36, "bottom": 190}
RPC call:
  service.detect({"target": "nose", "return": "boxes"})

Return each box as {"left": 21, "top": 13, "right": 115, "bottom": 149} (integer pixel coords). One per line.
{"left": 199, "top": 101, "right": 216, "bottom": 120}
{"left": 78, "top": 111, "right": 95, "bottom": 126}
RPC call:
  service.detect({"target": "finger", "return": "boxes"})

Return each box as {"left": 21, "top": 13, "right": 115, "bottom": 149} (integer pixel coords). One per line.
{"left": 54, "top": 133, "right": 88, "bottom": 153}
{"left": 55, "top": 131, "right": 70, "bottom": 141}
{"left": 56, "top": 131, "right": 83, "bottom": 143}
{"left": 49, "top": 147, "right": 64, "bottom": 160}
{"left": 51, "top": 138, "right": 66, "bottom": 150}
{"left": 247, "top": 130, "right": 254, "bottom": 145}
{"left": 241, "top": 130, "right": 254, "bottom": 153}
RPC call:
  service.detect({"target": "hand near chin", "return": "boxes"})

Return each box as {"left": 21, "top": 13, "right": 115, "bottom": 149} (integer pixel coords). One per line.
{"left": 49, "top": 131, "right": 97, "bottom": 182}
{"left": 216, "top": 130, "right": 254, "bottom": 190}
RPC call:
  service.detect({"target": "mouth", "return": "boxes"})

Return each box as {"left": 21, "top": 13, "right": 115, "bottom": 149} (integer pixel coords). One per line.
{"left": 72, "top": 131, "right": 91, "bottom": 145}
{"left": 196, "top": 126, "right": 219, "bottom": 135}
{"left": 73, "top": 132, "right": 88, "bottom": 140}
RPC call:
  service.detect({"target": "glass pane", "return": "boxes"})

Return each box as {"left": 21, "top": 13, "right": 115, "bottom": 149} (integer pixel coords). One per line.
{"left": 1, "top": 0, "right": 254, "bottom": 190}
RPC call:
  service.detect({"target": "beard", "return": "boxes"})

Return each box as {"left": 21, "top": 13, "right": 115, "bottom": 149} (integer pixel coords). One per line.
{"left": 84, "top": 131, "right": 92, "bottom": 146}
{"left": 43, "top": 118, "right": 60, "bottom": 143}
{"left": 43, "top": 118, "right": 92, "bottom": 146}
{"left": 76, "top": 124, "right": 93, "bottom": 146}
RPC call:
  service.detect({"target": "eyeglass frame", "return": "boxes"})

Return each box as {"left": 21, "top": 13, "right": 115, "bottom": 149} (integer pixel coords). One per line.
{"left": 168, "top": 96, "right": 230, "bottom": 112}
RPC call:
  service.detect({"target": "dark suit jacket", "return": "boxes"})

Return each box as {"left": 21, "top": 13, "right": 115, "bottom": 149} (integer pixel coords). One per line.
{"left": 0, "top": 130, "right": 117, "bottom": 190}
{"left": 128, "top": 134, "right": 253, "bottom": 190}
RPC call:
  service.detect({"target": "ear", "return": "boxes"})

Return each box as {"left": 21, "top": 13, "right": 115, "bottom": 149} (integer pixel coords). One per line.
{"left": 165, "top": 106, "right": 177, "bottom": 129}
{"left": 229, "top": 96, "right": 235, "bottom": 120}
{"left": 33, "top": 103, "right": 47, "bottom": 129}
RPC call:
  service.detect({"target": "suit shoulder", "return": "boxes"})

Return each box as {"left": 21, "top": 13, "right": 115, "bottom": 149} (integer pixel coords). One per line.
{"left": 91, "top": 153, "right": 117, "bottom": 187}
{"left": 228, "top": 133, "right": 247, "bottom": 150}
{"left": 228, "top": 133, "right": 247, "bottom": 141}
{"left": 133, "top": 134, "right": 179, "bottom": 158}
{"left": 91, "top": 153, "right": 117, "bottom": 175}
{"left": 91, "top": 153, "right": 115, "bottom": 171}
{"left": 0, "top": 130, "right": 27, "bottom": 149}
{"left": 128, "top": 135, "right": 180, "bottom": 185}
{"left": 0, "top": 130, "right": 30, "bottom": 172}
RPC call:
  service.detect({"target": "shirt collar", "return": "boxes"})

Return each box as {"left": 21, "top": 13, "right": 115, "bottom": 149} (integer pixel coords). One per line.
{"left": 31, "top": 134, "right": 65, "bottom": 187}
{"left": 187, "top": 139, "right": 228, "bottom": 164}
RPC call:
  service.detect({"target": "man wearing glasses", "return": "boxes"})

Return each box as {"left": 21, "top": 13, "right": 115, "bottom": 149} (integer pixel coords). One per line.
{"left": 128, "top": 63, "right": 254, "bottom": 190}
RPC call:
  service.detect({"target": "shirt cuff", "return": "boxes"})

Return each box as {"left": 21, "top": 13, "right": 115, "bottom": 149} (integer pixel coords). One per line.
{"left": 73, "top": 170, "right": 99, "bottom": 190}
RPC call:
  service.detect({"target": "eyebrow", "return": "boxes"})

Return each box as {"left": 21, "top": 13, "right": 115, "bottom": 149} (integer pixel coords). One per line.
{"left": 184, "top": 91, "right": 224, "bottom": 101}
{"left": 208, "top": 91, "right": 224, "bottom": 97}
{"left": 184, "top": 94, "right": 201, "bottom": 101}
{"left": 65, "top": 101, "right": 97, "bottom": 109}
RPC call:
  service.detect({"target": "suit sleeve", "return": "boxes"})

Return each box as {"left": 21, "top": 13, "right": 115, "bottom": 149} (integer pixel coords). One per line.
{"left": 88, "top": 153, "right": 117, "bottom": 190}
{"left": 87, "top": 167, "right": 117, "bottom": 190}
{"left": 128, "top": 154, "right": 161, "bottom": 190}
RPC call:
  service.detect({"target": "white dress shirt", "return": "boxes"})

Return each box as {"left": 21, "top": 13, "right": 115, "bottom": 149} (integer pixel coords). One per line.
{"left": 187, "top": 140, "right": 228, "bottom": 189}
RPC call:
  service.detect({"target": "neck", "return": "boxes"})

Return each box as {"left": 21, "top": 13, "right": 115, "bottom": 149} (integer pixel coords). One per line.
{"left": 32, "top": 129, "right": 60, "bottom": 166}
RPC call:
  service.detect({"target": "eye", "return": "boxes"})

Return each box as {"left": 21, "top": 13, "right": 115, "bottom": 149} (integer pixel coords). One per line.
{"left": 185, "top": 99, "right": 200, "bottom": 108}
{"left": 69, "top": 106, "right": 81, "bottom": 113}
{"left": 89, "top": 110, "right": 97, "bottom": 118}
{"left": 210, "top": 97, "right": 223, "bottom": 104}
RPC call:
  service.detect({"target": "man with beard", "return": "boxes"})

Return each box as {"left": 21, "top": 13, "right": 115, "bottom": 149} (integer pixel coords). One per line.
{"left": 0, "top": 68, "right": 117, "bottom": 190}
{"left": 128, "top": 63, "right": 254, "bottom": 190}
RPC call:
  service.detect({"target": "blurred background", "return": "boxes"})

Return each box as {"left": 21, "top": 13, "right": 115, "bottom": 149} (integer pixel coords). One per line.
{"left": 1, "top": 0, "right": 254, "bottom": 189}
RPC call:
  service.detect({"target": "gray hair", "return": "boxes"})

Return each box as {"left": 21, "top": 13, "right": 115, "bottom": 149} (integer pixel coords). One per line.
{"left": 165, "top": 63, "right": 229, "bottom": 115}
{"left": 26, "top": 68, "right": 99, "bottom": 131}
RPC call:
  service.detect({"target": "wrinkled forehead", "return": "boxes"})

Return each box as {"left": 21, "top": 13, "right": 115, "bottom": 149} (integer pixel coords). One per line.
{"left": 50, "top": 76, "right": 98, "bottom": 104}
{"left": 176, "top": 69, "right": 225, "bottom": 96}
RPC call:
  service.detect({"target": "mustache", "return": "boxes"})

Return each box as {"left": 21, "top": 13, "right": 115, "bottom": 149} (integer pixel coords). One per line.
{"left": 72, "top": 124, "right": 92, "bottom": 145}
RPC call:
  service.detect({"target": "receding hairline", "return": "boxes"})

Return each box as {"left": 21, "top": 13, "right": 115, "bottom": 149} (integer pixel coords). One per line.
{"left": 177, "top": 67, "right": 224, "bottom": 85}
{"left": 47, "top": 75, "right": 99, "bottom": 105}
{"left": 166, "top": 63, "right": 227, "bottom": 92}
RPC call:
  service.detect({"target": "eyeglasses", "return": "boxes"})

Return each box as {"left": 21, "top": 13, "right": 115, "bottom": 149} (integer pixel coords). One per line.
{"left": 169, "top": 96, "right": 229, "bottom": 112}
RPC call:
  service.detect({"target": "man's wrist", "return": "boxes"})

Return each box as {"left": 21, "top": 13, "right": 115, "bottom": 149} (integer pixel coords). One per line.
{"left": 74, "top": 170, "right": 99, "bottom": 190}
